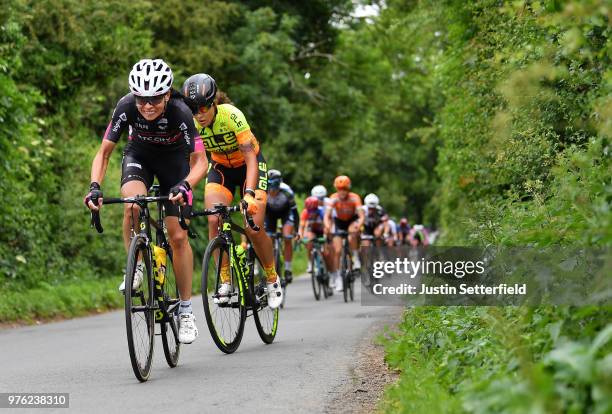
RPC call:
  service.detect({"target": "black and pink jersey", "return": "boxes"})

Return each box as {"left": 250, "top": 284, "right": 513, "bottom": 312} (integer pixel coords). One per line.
{"left": 103, "top": 93, "right": 203, "bottom": 153}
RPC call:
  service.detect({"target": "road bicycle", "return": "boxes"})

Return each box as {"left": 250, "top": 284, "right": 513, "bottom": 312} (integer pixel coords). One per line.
{"left": 90, "top": 185, "right": 180, "bottom": 382}
{"left": 301, "top": 236, "right": 331, "bottom": 300}
{"left": 333, "top": 230, "right": 356, "bottom": 303}
{"left": 360, "top": 233, "right": 384, "bottom": 293}
{"left": 188, "top": 202, "right": 279, "bottom": 354}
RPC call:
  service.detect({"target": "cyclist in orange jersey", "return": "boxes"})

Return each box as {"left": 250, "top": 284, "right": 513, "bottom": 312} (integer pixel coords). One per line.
{"left": 182, "top": 73, "right": 282, "bottom": 309}
{"left": 324, "top": 175, "right": 364, "bottom": 291}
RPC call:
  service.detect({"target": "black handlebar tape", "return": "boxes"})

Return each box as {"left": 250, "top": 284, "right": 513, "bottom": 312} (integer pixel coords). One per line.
{"left": 91, "top": 211, "right": 103, "bottom": 233}
{"left": 178, "top": 206, "right": 189, "bottom": 230}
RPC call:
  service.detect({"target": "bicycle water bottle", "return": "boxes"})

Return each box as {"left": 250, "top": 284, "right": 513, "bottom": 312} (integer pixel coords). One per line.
{"left": 153, "top": 245, "right": 167, "bottom": 286}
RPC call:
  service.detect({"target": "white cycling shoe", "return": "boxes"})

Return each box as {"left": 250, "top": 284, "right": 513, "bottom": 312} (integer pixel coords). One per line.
{"left": 214, "top": 283, "right": 232, "bottom": 304}
{"left": 119, "top": 262, "right": 144, "bottom": 293}
{"left": 267, "top": 277, "right": 283, "bottom": 309}
{"left": 178, "top": 313, "right": 199, "bottom": 344}
{"left": 335, "top": 274, "right": 344, "bottom": 292}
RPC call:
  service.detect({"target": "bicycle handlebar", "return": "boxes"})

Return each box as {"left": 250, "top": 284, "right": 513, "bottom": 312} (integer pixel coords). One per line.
{"left": 188, "top": 201, "right": 260, "bottom": 232}
{"left": 89, "top": 195, "right": 170, "bottom": 234}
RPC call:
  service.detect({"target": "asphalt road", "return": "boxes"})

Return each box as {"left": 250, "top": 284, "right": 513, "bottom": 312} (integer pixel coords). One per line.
{"left": 0, "top": 276, "right": 397, "bottom": 413}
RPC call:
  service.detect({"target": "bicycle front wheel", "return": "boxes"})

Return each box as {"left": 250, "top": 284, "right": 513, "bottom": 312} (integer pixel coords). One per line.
{"left": 161, "top": 247, "right": 180, "bottom": 368}
{"left": 125, "top": 235, "right": 155, "bottom": 382}
{"left": 341, "top": 247, "right": 351, "bottom": 303}
{"left": 202, "top": 237, "right": 246, "bottom": 354}
{"left": 310, "top": 250, "right": 321, "bottom": 301}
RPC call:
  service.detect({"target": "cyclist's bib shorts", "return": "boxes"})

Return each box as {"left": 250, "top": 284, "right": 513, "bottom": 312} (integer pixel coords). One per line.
{"left": 264, "top": 210, "right": 294, "bottom": 233}
{"left": 206, "top": 151, "right": 268, "bottom": 200}
{"left": 121, "top": 144, "right": 189, "bottom": 217}
{"left": 363, "top": 221, "right": 384, "bottom": 236}
{"left": 334, "top": 215, "right": 359, "bottom": 232}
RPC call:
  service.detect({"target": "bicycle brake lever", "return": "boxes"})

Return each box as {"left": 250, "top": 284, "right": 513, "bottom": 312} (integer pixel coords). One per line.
{"left": 240, "top": 200, "right": 260, "bottom": 232}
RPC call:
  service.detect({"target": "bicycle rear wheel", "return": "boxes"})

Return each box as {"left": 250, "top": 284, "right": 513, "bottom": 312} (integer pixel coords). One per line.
{"left": 160, "top": 247, "right": 180, "bottom": 367}
{"left": 202, "top": 237, "right": 246, "bottom": 354}
{"left": 310, "top": 250, "right": 321, "bottom": 301}
{"left": 125, "top": 235, "right": 155, "bottom": 382}
{"left": 252, "top": 255, "right": 279, "bottom": 344}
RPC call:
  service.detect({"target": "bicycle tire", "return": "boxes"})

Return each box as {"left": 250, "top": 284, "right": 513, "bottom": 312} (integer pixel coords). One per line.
{"left": 320, "top": 250, "right": 330, "bottom": 299}
{"left": 160, "top": 247, "right": 180, "bottom": 368}
{"left": 341, "top": 246, "right": 350, "bottom": 303}
{"left": 310, "top": 250, "right": 321, "bottom": 300}
{"left": 252, "top": 254, "right": 279, "bottom": 344}
{"left": 202, "top": 237, "right": 246, "bottom": 354}
{"left": 349, "top": 268, "right": 355, "bottom": 302}
{"left": 274, "top": 237, "right": 286, "bottom": 309}
{"left": 125, "top": 235, "right": 155, "bottom": 382}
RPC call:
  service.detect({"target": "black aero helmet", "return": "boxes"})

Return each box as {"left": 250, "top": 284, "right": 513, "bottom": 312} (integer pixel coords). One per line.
{"left": 182, "top": 73, "right": 217, "bottom": 111}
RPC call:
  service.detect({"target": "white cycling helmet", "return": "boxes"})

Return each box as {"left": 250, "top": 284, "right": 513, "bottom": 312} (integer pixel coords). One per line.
{"left": 364, "top": 193, "right": 379, "bottom": 208}
{"left": 311, "top": 185, "right": 327, "bottom": 199}
{"left": 129, "top": 59, "right": 173, "bottom": 96}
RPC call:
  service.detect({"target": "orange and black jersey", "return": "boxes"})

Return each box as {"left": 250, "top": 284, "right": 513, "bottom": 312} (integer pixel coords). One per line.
{"left": 329, "top": 192, "right": 362, "bottom": 221}
{"left": 195, "top": 104, "right": 260, "bottom": 168}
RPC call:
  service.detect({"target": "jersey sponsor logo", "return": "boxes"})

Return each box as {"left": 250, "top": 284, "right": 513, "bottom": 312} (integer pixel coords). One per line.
{"left": 179, "top": 122, "right": 188, "bottom": 131}
{"left": 135, "top": 122, "right": 149, "bottom": 130}
{"left": 136, "top": 134, "right": 175, "bottom": 144}
{"left": 157, "top": 117, "right": 168, "bottom": 130}
{"left": 202, "top": 132, "right": 238, "bottom": 152}
{"left": 230, "top": 113, "right": 243, "bottom": 128}
{"left": 112, "top": 112, "right": 127, "bottom": 132}
{"left": 126, "top": 162, "right": 142, "bottom": 169}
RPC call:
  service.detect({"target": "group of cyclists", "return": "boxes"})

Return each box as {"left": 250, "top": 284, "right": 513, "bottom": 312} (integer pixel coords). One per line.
{"left": 84, "top": 58, "right": 430, "bottom": 347}
{"left": 289, "top": 176, "right": 431, "bottom": 294}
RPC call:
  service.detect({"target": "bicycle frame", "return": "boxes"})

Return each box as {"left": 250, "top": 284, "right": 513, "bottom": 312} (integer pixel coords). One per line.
{"left": 102, "top": 188, "right": 180, "bottom": 323}
{"left": 193, "top": 204, "right": 262, "bottom": 310}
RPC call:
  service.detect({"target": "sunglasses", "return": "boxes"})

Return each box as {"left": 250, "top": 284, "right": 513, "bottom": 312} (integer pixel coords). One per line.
{"left": 135, "top": 95, "right": 165, "bottom": 106}
{"left": 190, "top": 104, "right": 212, "bottom": 116}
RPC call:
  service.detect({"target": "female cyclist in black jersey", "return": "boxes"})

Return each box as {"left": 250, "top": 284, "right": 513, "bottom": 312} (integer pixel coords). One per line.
{"left": 85, "top": 59, "right": 208, "bottom": 344}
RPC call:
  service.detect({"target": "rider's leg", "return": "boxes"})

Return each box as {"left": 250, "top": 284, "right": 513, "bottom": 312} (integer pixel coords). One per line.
{"left": 331, "top": 235, "right": 342, "bottom": 289}
{"left": 118, "top": 180, "right": 148, "bottom": 292}
{"left": 348, "top": 220, "right": 361, "bottom": 269}
{"left": 282, "top": 221, "right": 294, "bottom": 282}
{"left": 245, "top": 190, "right": 277, "bottom": 283}
{"left": 165, "top": 216, "right": 193, "bottom": 303}
{"left": 205, "top": 183, "right": 234, "bottom": 284}
{"left": 120, "top": 180, "right": 148, "bottom": 251}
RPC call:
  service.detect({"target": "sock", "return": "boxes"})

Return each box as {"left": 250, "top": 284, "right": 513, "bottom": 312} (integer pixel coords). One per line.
{"left": 285, "top": 261, "right": 292, "bottom": 271}
{"left": 220, "top": 264, "right": 231, "bottom": 284}
{"left": 179, "top": 300, "right": 192, "bottom": 314}
{"left": 263, "top": 264, "right": 278, "bottom": 283}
